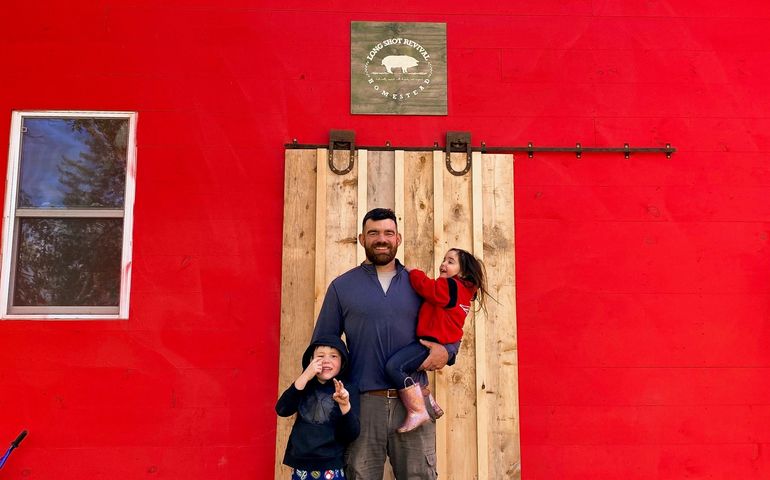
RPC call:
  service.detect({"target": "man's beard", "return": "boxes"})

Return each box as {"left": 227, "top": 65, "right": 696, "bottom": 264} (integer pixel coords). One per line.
{"left": 364, "top": 242, "right": 398, "bottom": 266}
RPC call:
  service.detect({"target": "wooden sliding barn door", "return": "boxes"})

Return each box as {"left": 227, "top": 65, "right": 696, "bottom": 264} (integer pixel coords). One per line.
{"left": 275, "top": 148, "right": 520, "bottom": 480}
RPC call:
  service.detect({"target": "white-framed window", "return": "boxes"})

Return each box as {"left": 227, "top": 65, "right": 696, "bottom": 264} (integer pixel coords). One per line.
{"left": 1, "top": 111, "right": 137, "bottom": 319}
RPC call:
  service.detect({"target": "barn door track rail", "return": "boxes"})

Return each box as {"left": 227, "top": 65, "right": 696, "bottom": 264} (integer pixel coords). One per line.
{"left": 286, "top": 130, "right": 677, "bottom": 176}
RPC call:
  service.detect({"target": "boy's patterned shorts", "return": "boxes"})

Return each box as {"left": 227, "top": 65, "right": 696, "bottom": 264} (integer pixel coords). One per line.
{"left": 291, "top": 468, "right": 345, "bottom": 480}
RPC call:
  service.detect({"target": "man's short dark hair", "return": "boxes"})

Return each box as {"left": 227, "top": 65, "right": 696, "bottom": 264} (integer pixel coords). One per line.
{"left": 362, "top": 208, "right": 398, "bottom": 230}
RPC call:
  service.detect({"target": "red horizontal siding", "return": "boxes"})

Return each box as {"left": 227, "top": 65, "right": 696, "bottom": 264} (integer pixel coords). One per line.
{"left": 2, "top": 0, "right": 769, "bottom": 478}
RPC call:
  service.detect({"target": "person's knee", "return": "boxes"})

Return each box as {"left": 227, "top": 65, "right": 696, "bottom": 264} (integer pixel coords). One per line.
{"left": 384, "top": 358, "right": 403, "bottom": 384}
{"left": 345, "top": 437, "right": 385, "bottom": 479}
{"left": 345, "top": 453, "right": 382, "bottom": 479}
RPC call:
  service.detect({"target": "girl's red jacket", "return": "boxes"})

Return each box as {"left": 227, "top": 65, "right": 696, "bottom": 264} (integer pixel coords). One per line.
{"left": 408, "top": 268, "right": 478, "bottom": 344}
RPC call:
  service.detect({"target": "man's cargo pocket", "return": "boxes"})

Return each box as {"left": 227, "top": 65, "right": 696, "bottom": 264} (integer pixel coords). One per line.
{"left": 426, "top": 452, "right": 437, "bottom": 477}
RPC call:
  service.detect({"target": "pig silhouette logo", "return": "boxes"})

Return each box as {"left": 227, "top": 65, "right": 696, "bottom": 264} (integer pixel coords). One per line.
{"left": 381, "top": 55, "right": 419, "bottom": 74}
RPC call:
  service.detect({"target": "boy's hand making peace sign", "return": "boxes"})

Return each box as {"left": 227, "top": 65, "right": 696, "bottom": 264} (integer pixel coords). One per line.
{"left": 332, "top": 378, "right": 351, "bottom": 414}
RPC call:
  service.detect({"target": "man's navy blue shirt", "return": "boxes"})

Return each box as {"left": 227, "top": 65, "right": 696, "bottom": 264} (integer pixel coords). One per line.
{"left": 312, "top": 261, "right": 459, "bottom": 393}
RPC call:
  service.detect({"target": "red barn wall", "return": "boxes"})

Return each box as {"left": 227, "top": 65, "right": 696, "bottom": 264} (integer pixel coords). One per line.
{"left": 2, "top": 1, "right": 769, "bottom": 478}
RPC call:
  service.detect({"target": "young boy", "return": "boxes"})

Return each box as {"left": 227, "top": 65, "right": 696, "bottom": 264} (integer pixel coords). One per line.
{"left": 276, "top": 335, "right": 360, "bottom": 480}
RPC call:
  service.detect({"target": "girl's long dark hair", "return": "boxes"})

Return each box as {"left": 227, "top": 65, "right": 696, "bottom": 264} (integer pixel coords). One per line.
{"left": 450, "top": 248, "right": 489, "bottom": 313}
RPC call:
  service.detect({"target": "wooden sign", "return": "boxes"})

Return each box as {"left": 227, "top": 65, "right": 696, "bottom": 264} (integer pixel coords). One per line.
{"left": 351, "top": 22, "right": 448, "bottom": 115}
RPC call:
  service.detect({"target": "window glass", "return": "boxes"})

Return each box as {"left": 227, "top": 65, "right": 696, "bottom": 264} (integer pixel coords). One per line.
{"left": 18, "top": 118, "right": 128, "bottom": 208}
{"left": 13, "top": 218, "right": 123, "bottom": 307}
{"left": 2, "top": 111, "right": 135, "bottom": 318}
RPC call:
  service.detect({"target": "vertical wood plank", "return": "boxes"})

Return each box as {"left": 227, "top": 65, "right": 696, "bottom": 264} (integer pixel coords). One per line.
{"left": 471, "top": 151, "right": 489, "bottom": 480}
{"left": 403, "top": 151, "right": 435, "bottom": 272}
{"left": 275, "top": 149, "right": 318, "bottom": 479}
{"left": 365, "top": 150, "right": 397, "bottom": 480}
{"left": 431, "top": 150, "right": 448, "bottom": 477}
{"left": 357, "top": 149, "right": 368, "bottom": 264}
{"left": 394, "top": 150, "right": 405, "bottom": 264}
{"left": 400, "top": 150, "right": 437, "bottom": 480}
{"left": 443, "top": 152, "right": 478, "bottom": 480}
{"left": 367, "top": 150, "right": 395, "bottom": 209}
{"left": 314, "top": 148, "right": 328, "bottom": 321}
{"left": 324, "top": 149, "right": 359, "bottom": 288}
{"left": 482, "top": 154, "right": 520, "bottom": 479}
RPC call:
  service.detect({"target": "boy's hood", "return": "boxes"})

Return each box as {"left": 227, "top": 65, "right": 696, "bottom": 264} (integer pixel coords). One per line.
{"left": 301, "top": 335, "right": 350, "bottom": 376}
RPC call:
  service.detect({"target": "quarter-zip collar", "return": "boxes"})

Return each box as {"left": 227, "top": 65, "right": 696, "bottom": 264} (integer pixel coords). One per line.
{"left": 360, "top": 259, "right": 404, "bottom": 276}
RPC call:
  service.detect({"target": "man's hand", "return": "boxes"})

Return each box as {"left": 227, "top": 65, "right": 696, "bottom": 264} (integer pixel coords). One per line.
{"left": 417, "top": 339, "right": 449, "bottom": 371}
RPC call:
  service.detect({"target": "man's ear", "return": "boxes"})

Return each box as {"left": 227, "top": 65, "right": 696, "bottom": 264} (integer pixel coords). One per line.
{"left": 397, "top": 232, "right": 402, "bottom": 246}
{"left": 358, "top": 233, "right": 365, "bottom": 247}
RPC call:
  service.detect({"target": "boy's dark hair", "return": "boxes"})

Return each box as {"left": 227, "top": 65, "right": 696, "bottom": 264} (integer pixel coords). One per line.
{"left": 450, "top": 248, "right": 489, "bottom": 313}
{"left": 362, "top": 208, "right": 397, "bottom": 231}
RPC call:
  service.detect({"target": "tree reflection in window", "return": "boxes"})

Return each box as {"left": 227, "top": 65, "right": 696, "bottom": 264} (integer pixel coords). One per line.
{"left": 13, "top": 118, "right": 128, "bottom": 308}
{"left": 19, "top": 118, "right": 127, "bottom": 208}
{"left": 14, "top": 219, "right": 122, "bottom": 306}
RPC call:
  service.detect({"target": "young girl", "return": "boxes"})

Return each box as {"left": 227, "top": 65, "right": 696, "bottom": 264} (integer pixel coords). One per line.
{"left": 385, "top": 248, "right": 487, "bottom": 433}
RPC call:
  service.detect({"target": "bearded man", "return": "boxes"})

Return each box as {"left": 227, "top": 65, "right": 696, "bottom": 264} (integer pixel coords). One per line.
{"left": 311, "top": 207, "right": 459, "bottom": 480}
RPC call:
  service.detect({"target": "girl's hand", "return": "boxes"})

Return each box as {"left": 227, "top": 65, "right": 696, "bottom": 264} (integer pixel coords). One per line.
{"left": 332, "top": 379, "right": 351, "bottom": 414}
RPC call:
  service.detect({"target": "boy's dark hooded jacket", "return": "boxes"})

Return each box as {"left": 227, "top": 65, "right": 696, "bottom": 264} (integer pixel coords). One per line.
{"left": 275, "top": 335, "right": 360, "bottom": 471}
